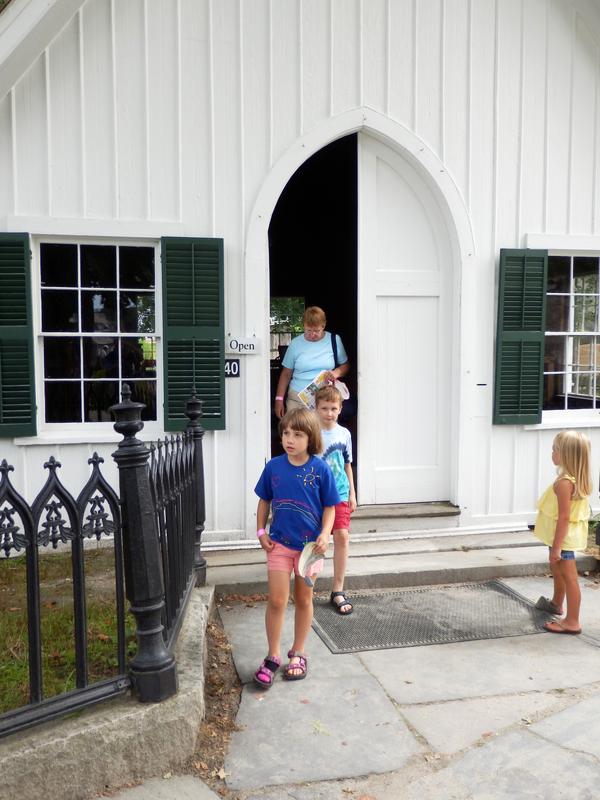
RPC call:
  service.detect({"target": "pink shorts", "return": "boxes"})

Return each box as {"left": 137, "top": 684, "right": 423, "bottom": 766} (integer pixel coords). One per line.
{"left": 333, "top": 501, "right": 352, "bottom": 531}
{"left": 266, "top": 542, "right": 324, "bottom": 577}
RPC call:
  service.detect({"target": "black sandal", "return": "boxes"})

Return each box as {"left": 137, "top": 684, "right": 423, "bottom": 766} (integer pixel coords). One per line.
{"left": 330, "top": 591, "right": 353, "bottom": 615}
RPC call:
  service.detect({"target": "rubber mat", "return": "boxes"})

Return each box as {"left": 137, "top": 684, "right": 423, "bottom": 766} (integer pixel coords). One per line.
{"left": 312, "top": 580, "right": 551, "bottom": 653}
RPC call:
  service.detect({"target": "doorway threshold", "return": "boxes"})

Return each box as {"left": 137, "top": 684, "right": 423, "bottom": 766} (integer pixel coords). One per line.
{"left": 352, "top": 502, "right": 460, "bottom": 534}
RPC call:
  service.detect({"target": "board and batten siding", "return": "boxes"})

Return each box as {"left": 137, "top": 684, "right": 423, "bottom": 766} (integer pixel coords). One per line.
{"left": 1, "top": 0, "right": 600, "bottom": 538}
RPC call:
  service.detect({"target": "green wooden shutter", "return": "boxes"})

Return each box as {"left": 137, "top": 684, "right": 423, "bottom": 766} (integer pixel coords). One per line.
{"left": 0, "top": 233, "right": 36, "bottom": 437}
{"left": 162, "top": 237, "right": 225, "bottom": 431}
{"left": 493, "top": 248, "right": 548, "bottom": 424}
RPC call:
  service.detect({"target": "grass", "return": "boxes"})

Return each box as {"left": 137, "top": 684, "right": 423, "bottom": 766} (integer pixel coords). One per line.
{"left": 0, "top": 547, "right": 136, "bottom": 715}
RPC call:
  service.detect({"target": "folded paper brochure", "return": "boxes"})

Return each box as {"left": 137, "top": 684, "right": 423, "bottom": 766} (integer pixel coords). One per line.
{"left": 298, "top": 541, "right": 324, "bottom": 587}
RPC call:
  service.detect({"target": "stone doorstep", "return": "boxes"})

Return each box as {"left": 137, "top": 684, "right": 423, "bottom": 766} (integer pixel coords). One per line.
{"left": 206, "top": 531, "right": 598, "bottom": 596}
{"left": 352, "top": 501, "right": 460, "bottom": 519}
{"left": 202, "top": 503, "right": 464, "bottom": 544}
{"left": 0, "top": 587, "right": 215, "bottom": 800}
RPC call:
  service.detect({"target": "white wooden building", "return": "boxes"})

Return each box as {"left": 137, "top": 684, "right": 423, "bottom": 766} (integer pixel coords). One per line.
{"left": 1, "top": 0, "right": 600, "bottom": 544}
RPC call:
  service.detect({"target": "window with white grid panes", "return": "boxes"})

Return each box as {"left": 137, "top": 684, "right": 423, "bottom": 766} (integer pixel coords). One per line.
{"left": 40, "top": 242, "right": 157, "bottom": 423}
{"left": 544, "top": 255, "right": 600, "bottom": 411}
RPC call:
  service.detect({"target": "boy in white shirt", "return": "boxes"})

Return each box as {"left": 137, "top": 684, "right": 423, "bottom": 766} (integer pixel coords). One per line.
{"left": 315, "top": 385, "right": 357, "bottom": 615}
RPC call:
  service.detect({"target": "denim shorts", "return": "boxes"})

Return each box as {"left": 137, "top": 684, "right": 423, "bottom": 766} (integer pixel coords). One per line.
{"left": 549, "top": 547, "right": 575, "bottom": 560}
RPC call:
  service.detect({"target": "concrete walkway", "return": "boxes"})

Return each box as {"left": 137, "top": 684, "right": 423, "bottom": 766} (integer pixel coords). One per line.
{"left": 107, "top": 570, "right": 600, "bottom": 800}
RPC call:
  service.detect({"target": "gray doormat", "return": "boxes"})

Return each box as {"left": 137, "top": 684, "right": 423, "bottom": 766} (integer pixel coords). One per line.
{"left": 312, "top": 581, "right": 551, "bottom": 653}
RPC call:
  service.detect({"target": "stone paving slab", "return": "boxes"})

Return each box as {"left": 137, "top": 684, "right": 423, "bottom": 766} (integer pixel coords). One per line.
{"left": 399, "top": 729, "right": 600, "bottom": 800}
{"left": 359, "top": 630, "right": 600, "bottom": 704}
{"left": 531, "top": 692, "right": 600, "bottom": 758}
{"left": 399, "top": 691, "right": 561, "bottom": 754}
{"left": 224, "top": 673, "right": 421, "bottom": 791}
{"left": 105, "top": 776, "right": 219, "bottom": 800}
{"left": 218, "top": 602, "right": 365, "bottom": 684}
{"left": 503, "top": 575, "right": 600, "bottom": 633}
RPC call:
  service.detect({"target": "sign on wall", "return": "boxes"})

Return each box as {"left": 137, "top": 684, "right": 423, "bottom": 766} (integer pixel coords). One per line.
{"left": 225, "top": 359, "right": 240, "bottom": 378}
{"left": 226, "top": 336, "right": 261, "bottom": 354}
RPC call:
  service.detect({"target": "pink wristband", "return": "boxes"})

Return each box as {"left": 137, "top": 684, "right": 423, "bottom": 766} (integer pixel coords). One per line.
{"left": 275, "top": 396, "right": 284, "bottom": 401}
{"left": 257, "top": 528, "right": 267, "bottom": 538}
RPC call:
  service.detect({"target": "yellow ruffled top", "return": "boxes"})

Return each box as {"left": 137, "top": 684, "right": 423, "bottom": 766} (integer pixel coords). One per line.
{"left": 533, "top": 474, "right": 590, "bottom": 551}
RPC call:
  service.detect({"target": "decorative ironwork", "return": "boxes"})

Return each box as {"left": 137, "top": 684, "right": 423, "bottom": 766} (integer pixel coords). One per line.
{"left": 79, "top": 454, "right": 118, "bottom": 541}
{"left": 110, "top": 384, "right": 178, "bottom": 703}
{"left": 33, "top": 457, "right": 77, "bottom": 549}
{"left": 0, "top": 385, "right": 205, "bottom": 734}
{"left": 0, "top": 451, "right": 128, "bottom": 740}
{"left": 0, "top": 460, "right": 32, "bottom": 557}
{"left": 149, "top": 429, "right": 197, "bottom": 649}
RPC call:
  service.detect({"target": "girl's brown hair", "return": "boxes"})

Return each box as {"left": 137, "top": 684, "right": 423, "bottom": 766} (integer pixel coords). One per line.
{"left": 554, "top": 430, "right": 593, "bottom": 498}
{"left": 278, "top": 408, "right": 323, "bottom": 455}
{"left": 302, "top": 306, "right": 326, "bottom": 328}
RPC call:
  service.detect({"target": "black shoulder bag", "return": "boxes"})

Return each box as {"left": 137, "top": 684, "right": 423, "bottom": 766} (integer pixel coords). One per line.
{"left": 330, "top": 333, "right": 356, "bottom": 421}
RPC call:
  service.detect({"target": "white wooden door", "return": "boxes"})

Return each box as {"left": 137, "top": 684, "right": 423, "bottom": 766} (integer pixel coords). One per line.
{"left": 358, "top": 134, "right": 452, "bottom": 504}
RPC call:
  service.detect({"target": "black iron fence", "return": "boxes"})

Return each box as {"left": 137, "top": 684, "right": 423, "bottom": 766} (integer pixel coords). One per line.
{"left": 0, "top": 452, "right": 128, "bottom": 737}
{"left": 0, "top": 387, "right": 206, "bottom": 738}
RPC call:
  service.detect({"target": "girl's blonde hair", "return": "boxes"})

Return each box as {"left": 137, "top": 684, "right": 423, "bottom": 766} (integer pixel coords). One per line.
{"left": 278, "top": 407, "right": 323, "bottom": 455}
{"left": 554, "top": 430, "right": 593, "bottom": 499}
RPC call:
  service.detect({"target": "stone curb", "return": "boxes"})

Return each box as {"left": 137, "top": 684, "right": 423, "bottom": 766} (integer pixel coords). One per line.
{"left": 0, "top": 587, "right": 214, "bottom": 800}
{"left": 210, "top": 555, "right": 598, "bottom": 596}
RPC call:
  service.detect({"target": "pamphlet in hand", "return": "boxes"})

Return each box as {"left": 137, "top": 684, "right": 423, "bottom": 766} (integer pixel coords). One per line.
{"left": 297, "top": 371, "right": 330, "bottom": 410}
{"left": 297, "top": 372, "right": 350, "bottom": 411}
{"left": 298, "top": 541, "right": 324, "bottom": 588}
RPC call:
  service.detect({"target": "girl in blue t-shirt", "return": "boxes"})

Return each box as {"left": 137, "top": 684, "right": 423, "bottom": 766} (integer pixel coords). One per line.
{"left": 254, "top": 407, "right": 339, "bottom": 688}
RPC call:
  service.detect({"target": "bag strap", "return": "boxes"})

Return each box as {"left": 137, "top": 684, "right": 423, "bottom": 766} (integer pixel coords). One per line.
{"left": 330, "top": 332, "right": 339, "bottom": 368}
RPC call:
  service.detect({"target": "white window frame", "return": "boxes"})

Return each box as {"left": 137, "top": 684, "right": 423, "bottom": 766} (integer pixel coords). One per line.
{"left": 525, "top": 235, "right": 600, "bottom": 430}
{"left": 29, "top": 235, "right": 164, "bottom": 442}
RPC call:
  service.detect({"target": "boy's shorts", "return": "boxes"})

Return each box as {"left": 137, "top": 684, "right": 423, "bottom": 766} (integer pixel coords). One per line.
{"left": 333, "top": 501, "right": 352, "bottom": 531}
{"left": 267, "top": 541, "right": 324, "bottom": 577}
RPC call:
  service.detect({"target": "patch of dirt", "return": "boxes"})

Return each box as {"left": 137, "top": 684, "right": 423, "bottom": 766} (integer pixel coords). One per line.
{"left": 184, "top": 593, "right": 266, "bottom": 797}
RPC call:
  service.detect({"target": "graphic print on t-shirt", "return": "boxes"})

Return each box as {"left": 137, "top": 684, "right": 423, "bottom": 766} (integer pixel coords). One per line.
{"left": 320, "top": 425, "right": 352, "bottom": 501}
{"left": 254, "top": 454, "right": 340, "bottom": 550}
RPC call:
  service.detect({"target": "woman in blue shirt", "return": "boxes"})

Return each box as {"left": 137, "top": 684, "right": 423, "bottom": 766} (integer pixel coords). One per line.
{"left": 274, "top": 306, "right": 350, "bottom": 419}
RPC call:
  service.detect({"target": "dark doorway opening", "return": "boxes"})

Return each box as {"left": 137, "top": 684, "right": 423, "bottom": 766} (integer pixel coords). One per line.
{"left": 268, "top": 134, "right": 358, "bottom": 460}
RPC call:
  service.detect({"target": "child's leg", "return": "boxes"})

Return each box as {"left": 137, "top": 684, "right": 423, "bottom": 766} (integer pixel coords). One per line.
{"left": 550, "top": 560, "right": 566, "bottom": 613}
{"left": 265, "top": 570, "right": 291, "bottom": 657}
{"left": 287, "top": 577, "right": 314, "bottom": 676}
{"left": 331, "top": 528, "right": 352, "bottom": 614}
{"left": 332, "top": 528, "right": 349, "bottom": 593}
{"left": 559, "top": 559, "right": 581, "bottom": 629}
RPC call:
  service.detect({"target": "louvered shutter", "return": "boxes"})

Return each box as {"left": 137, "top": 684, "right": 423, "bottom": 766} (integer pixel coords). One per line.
{"left": 493, "top": 248, "right": 548, "bottom": 424}
{"left": 0, "top": 233, "right": 36, "bottom": 437}
{"left": 161, "top": 237, "right": 225, "bottom": 431}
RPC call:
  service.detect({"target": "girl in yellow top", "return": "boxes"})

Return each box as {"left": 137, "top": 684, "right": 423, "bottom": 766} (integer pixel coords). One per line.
{"left": 533, "top": 430, "right": 592, "bottom": 635}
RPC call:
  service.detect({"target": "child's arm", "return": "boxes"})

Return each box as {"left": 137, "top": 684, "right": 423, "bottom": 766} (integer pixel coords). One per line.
{"left": 344, "top": 462, "right": 357, "bottom": 512}
{"left": 551, "top": 478, "right": 574, "bottom": 562}
{"left": 314, "top": 505, "right": 335, "bottom": 554}
{"left": 256, "top": 498, "right": 274, "bottom": 552}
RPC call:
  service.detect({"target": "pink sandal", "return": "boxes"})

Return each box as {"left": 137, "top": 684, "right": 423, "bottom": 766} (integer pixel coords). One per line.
{"left": 253, "top": 655, "right": 281, "bottom": 689}
{"left": 283, "top": 650, "right": 308, "bottom": 681}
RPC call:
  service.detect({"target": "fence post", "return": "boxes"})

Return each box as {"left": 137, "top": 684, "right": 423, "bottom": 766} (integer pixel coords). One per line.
{"left": 110, "top": 385, "right": 178, "bottom": 702}
{"left": 185, "top": 390, "right": 207, "bottom": 586}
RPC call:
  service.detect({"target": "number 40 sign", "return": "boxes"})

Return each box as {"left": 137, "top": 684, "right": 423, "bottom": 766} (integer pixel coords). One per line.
{"left": 224, "top": 359, "right": 240, "bottom": 378}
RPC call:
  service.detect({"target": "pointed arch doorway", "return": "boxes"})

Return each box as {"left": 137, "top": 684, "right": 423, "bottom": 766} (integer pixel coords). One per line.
{"left": 268, "top": 134, "right": 358, "bottom": 460}
{"left": 266, "top": 130, "right": 454, "bottom": 506}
